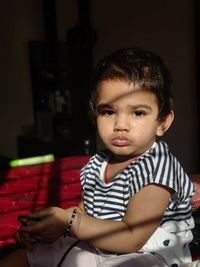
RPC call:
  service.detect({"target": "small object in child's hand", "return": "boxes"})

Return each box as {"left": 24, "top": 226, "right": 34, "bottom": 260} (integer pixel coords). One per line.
{"left": 17, "top": 215, "right": 43, "bottom": 226}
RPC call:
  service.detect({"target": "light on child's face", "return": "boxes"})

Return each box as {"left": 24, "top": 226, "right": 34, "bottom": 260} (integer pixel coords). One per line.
{"left": 96, "top": 80, "right": 170, "bottom": 158}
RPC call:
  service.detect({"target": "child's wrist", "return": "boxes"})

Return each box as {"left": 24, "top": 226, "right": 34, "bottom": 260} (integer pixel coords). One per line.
{"left": 63, "top": 208, "right": 81, "bottom": 237}
{"left": 63, "top": 208, "right": 77, "bottom": 237}
{"left": 70, "top": 211, "right": 81, "bottom": 236}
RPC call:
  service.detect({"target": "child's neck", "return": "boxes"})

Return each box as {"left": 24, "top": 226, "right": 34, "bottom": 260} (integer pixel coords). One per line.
{"left": 104, "top": 155, "right": 138, "bottom": 184}
{"left": 110, "top": 154, "right": 139, "bottom": 164}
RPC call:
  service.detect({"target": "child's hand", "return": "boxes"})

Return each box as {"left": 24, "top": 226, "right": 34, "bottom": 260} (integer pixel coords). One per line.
{"left": 15, "top": 228, "right": 32, "bottom": 247}
{"left": 19, "top": 207, "right": 75, "bottom": 244}
{"left": 15, "top": 217, "right": 39, "bottom": 247}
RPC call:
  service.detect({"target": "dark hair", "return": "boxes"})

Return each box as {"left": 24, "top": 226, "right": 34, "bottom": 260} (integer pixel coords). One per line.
{"left": 89, "top": 47, "right": 173, "bottom": 120}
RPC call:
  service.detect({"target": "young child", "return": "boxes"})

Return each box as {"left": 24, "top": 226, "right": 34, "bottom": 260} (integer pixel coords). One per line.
{"left": 1, "top": 47, "right": 195, "bottom": 267}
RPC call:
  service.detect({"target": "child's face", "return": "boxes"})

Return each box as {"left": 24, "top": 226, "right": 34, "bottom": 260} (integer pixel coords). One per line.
{"left": 96, "top": 80, "right": 167, "bottom": 159}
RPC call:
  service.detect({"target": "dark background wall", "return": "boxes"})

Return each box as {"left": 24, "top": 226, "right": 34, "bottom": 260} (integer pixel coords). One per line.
{"left": 0, "top": 0, "right": 199, "bottom": 173}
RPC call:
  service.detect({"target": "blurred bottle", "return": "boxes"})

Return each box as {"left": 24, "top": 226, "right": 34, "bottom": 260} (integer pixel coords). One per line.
{"left": 83, "top": 138, "right": 92, "bottom": 155}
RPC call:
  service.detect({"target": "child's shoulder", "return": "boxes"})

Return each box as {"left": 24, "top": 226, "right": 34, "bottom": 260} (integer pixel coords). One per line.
{"left": 134, "top": 141, "right": 178, "bottom": 175}
{"left": 83, "top": 149, "right": 111, "bottom": 168}
{"left": 147, "top": 141, "right": 171, "bottom": 159}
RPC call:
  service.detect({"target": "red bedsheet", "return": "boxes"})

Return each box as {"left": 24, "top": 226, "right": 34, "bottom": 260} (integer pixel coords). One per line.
{"left": 0, "top": 155, "right": 89, "bottom": 253}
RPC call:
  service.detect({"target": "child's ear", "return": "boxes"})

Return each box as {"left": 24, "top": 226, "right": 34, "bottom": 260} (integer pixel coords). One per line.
{"left": 156, "top": 111, "right": 174, "bottom": 137}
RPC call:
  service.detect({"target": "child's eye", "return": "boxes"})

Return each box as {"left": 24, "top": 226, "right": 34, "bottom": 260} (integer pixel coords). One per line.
{"left": 133, "top": 110, "right": 146, "bottom": 117}
{"left": 103, "top": 110, "right": 115, "bottom": 116}
{"left": 99, "top": 109, "right": 115, "bottom": 116}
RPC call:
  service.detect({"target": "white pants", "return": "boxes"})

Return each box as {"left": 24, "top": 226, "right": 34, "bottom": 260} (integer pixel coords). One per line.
{"left": 27, "top": 237, "right": 169, "bottom": 267}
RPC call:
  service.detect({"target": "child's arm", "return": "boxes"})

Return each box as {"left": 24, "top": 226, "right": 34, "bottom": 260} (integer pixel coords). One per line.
{"left": 20, "top": 184, "right": 171, "bottom": 252}
{"left": 73, "top": 183, "right": 172, "bottom": 253}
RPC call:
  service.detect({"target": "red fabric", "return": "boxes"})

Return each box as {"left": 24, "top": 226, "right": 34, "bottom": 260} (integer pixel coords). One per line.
{"left": 191, "top": 174, "right": 200, "bottom": 211}
{"left": 0, "top": 155, "right": 89, "bottom": 253}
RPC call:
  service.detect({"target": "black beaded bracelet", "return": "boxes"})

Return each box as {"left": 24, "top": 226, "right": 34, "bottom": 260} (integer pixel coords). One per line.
{"left": 63, "top": 208, "right": 77, "bottom": 237}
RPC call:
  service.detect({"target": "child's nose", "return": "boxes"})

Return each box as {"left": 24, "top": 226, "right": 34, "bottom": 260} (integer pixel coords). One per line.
{"left": 113, "top": 114, "right": 130, "bottom": 132}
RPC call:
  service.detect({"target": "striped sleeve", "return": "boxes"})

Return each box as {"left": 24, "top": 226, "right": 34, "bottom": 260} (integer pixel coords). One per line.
{"left": 150, "top": 142, "right": 194, "bottom": 199}
{"left": 129, "top": 142, "right": 194, "bottom": 194}
{"left": 129, "top": 141, "right": 195, "bottom": 222}
{"left": 80, "top": 154, "right": 97, "bottom": 191}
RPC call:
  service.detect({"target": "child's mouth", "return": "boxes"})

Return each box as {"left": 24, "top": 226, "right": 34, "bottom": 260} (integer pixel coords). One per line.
{"left": 111, "top": 137, "right": 131, "bottom": 146}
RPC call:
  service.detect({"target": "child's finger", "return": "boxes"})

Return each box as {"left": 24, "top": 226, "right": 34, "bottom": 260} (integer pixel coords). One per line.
{"left": 28, "top": 207, "right": 56, "bottom": 219}
{"left": 20, "top": 219, "right": 46, "bottom": 235}
{"left": 14, "top": 230, "right": 31, "bottom": 247}
{"left": 28, "top": 210, "right": 48, "bottom": 218}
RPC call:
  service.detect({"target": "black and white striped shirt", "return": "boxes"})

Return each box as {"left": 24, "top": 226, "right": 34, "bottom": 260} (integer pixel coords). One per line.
{"left": 80, "top": 141, "right": 195, "bottom": 224}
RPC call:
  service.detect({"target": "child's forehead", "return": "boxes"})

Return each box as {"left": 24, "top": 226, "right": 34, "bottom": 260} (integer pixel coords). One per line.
{"left": 97, "top": 79, "right": 158, "bottom": 106}
{"left": 98, "top": 79, "right": 152, "bottom": 96}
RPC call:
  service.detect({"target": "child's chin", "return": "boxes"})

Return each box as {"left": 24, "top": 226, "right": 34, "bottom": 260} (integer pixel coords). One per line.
{"left": 111, "top": 149, "right": 136, "bottom": 159}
